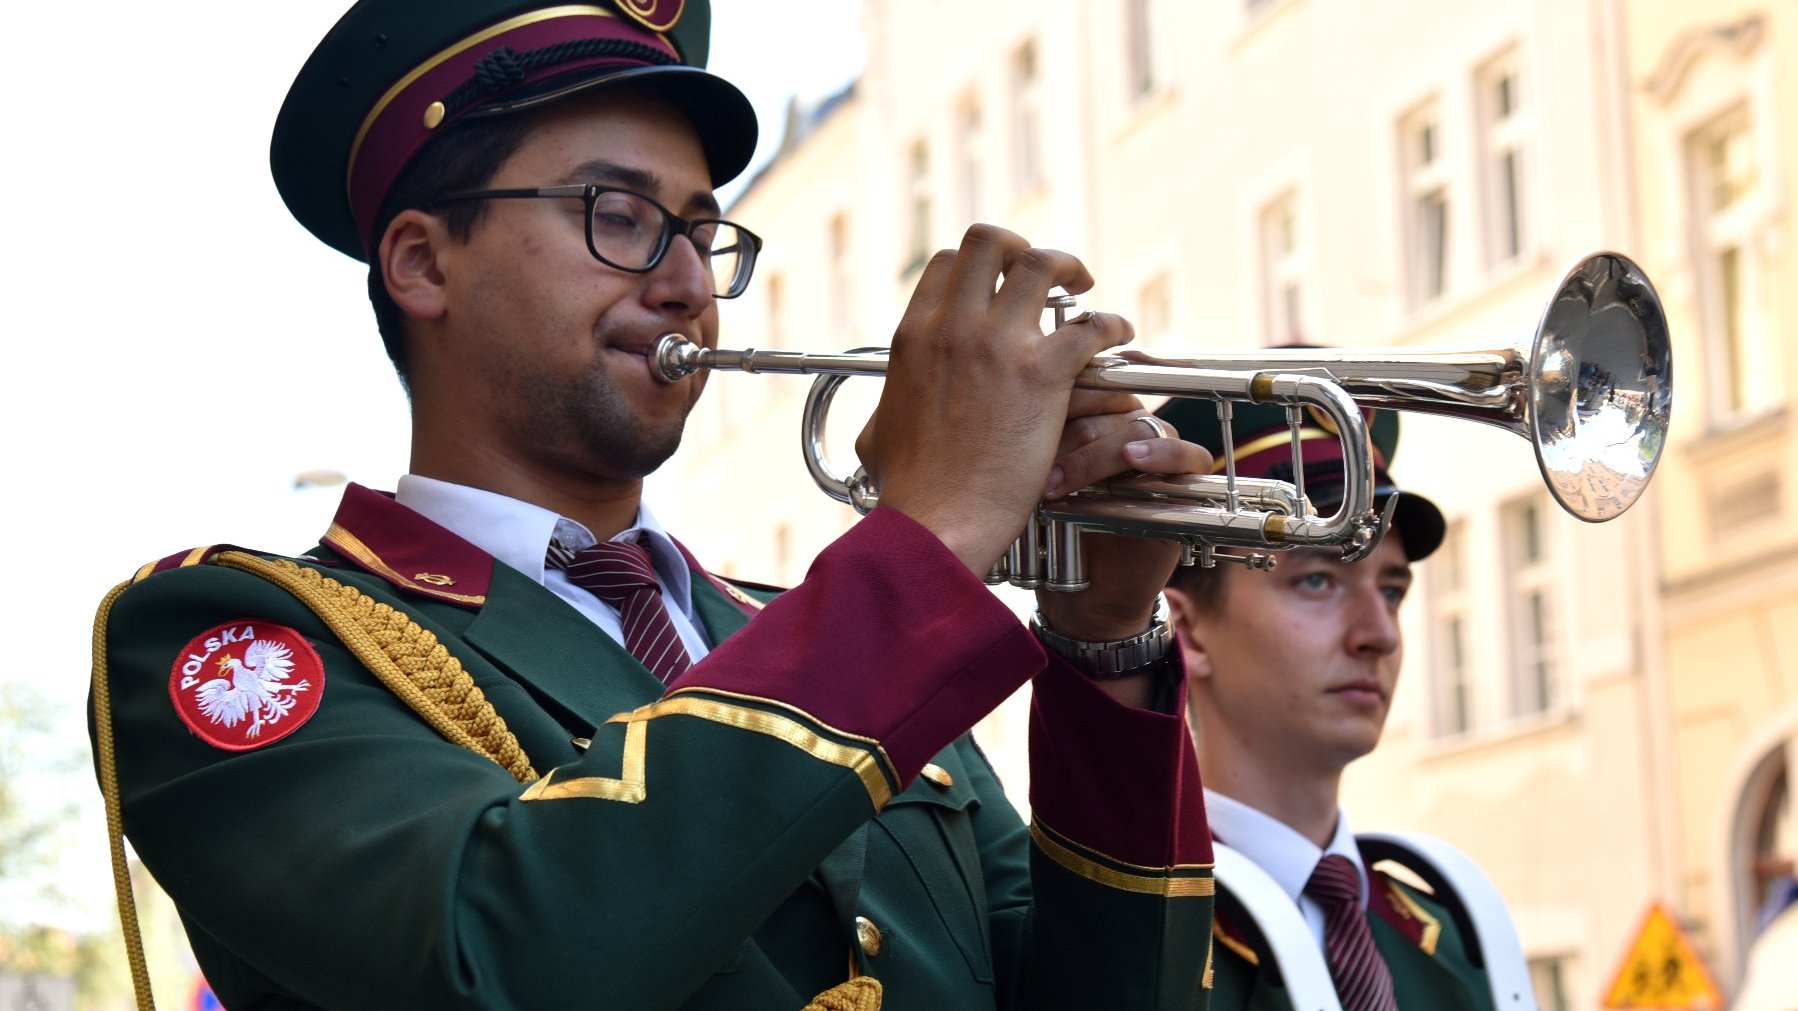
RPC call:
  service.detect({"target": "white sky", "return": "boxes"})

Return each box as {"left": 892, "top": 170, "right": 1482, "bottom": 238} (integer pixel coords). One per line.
{"left": 0, "top": 0, "right": 864, "bottom": 932}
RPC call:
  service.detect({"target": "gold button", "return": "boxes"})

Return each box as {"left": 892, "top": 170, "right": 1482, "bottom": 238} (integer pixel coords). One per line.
{"left": 855, "top": 916, "right": 882, "bottom": 957}
{"left": 921, "top": 763, "right": 954, "bottom": 788}
{"left": 422, "top": 101, "right": 446, "bottom": 129}
{"left": 571, "top": 737, "right": 591, "bottom": 752}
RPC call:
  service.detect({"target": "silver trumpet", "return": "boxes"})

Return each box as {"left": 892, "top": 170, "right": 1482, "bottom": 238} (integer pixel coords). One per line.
{"left": 653, "top": 251, "right": 1672, "bottom": 591}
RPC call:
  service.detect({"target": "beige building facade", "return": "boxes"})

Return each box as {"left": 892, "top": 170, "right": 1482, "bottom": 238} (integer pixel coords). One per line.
{"left": 658, "top": 0, "right": 1798, "bottom": 1006}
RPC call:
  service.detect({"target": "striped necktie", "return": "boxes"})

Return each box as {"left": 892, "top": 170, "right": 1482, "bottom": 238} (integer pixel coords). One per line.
{"left": 547, "top": 537, "right": 693, "bottom": 683}
{"left": 1305, "top": 854, "right": 1398, "bottom": 1011}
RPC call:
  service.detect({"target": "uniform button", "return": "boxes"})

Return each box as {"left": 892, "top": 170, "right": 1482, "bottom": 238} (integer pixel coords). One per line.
{"left": 921, "top": 763, "right": 954, "bottom": 788}
{"left": 855, "top": 916, "right": 883, "bottom": 957}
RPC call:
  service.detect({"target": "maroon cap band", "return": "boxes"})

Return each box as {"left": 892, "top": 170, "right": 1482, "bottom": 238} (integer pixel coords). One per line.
{"left": 347, "top": 6, "right": 678, "bottom": 250}
{"left": 1219, "top": 425, "right": 1388, "bottom": 481}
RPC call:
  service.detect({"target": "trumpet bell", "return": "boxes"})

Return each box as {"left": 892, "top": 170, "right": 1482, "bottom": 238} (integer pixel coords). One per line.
{"left": 1528, "top": 251, "right": 1671, "bottom": 522}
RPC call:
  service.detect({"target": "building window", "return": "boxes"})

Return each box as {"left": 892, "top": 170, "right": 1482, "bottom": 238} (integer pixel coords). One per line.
{"left": 828, "top": 213, "right": 852, "bottom": 339}
{"left": 957, "top": 95, "right": 983, "bottom": 225}
{"left": 1503, "top": 495, "right": 1558, "bottom": 717}
{"left": 1400, "top": 103, "right": 1451, "bottom": 307}
{"left": 1259, "top": 192, "right": 1305, "bottom": 345}
{"left": 1476, "top": 47, "right": 1530, "bottom": 268}
{"left": 1689, "top": 105, "right": 1777, "bottom": 419}
{"left": 1748, "top": 751, "right": 1792, "bottom": 932}
{"left": 1137, "top": 273, "right": 1173, "bottom": 345}
{"left": 1012, "top": 40, "right": 1043, "bottom": 192}
{"left": 1429, "top": 521, "right": 1472, "bottom": 737}
{"left": 1528, "top": 955, "right": 1575, "bottom": 1011}
{"left": 905, "top": 139, "right": 932, "bottom": 274}
{"left": 1126, "top": 0, "right": 1157, "bottom": 99}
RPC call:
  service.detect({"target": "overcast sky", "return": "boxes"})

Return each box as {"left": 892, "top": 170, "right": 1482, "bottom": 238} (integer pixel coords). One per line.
{"left": 1, "top": 0, "right": 865, "bottom": 932}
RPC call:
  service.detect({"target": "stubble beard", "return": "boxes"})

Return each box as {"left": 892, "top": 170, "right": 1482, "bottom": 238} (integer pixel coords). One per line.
{"left": 520, "top": 352, "right": 691, "bottom": 482}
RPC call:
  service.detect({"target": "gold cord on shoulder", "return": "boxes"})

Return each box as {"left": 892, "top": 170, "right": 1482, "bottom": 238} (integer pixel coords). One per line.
{"left": 91, "top": 580, "right": 157, "bottom": 1011}
{"left": 803, "top": 976, "right": 883, "bottom": 1011}
{"left": 213, "top": 552, "right": 537, "bottom": 783}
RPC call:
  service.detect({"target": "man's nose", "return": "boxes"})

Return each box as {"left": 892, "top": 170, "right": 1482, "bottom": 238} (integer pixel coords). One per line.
{"left": 643, "top": 233, "right": 713, "bottom": 315}
{"left": 1346, "top": 588, "right": 1401, "bottom": 656}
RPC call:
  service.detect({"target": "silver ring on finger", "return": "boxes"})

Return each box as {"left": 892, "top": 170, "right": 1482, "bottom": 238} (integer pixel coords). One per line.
{"left": 1134, "top": 416, "right": 1175, "bottom": 440}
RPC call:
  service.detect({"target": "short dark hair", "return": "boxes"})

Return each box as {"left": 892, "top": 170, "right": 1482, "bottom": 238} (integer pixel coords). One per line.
{"left": 1167, "top": 561, "right": 1229, "bottom": 612}
{"left": 365, "top": 114, "right": 538, "bottom": 386}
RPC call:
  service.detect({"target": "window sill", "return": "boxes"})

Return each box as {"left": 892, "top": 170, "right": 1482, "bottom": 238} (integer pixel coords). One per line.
{"left": 1418, "top": 704, "right": 1580, "bottom": 761}
{"left": 1392, "top": 247, "right": 1555, "bottom": 344}
{"left": 1114, "top": 82, "right": 1181, "bottom": 144}
{"left": 1682, "top": 404, "right": 1788, "bottom": 456}
{"left": 1231, "top": 0, "right": 1307, "bottom": 49}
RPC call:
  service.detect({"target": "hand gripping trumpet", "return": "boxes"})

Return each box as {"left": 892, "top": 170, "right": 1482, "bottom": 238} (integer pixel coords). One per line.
{"left": 653, "top": 252, "right": 1672, "bottom": 591}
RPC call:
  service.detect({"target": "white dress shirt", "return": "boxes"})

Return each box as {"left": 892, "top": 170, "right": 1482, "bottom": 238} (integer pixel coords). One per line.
{"left": 395, "top": 475, "right": 712, "bottom": 662}
{"left": 1205, "top": 788, "right": 1372, "bottom": 949}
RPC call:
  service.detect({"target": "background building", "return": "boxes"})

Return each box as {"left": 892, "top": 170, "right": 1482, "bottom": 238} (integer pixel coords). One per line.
{"left": 656, "top": 1, "right": 1798, "bottom": 1006}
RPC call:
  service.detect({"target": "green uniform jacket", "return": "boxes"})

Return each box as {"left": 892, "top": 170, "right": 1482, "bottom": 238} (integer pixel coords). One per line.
{"left": 1207, "top": 862, "right": 1496, "bottom": 1011}
{"left": 93, "top": 485, "right": 1216, "bottom": 1009}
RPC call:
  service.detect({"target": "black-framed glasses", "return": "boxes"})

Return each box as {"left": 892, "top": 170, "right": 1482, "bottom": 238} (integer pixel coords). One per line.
{"left": 432, "top": 184, "right": 763, "bottom": 298}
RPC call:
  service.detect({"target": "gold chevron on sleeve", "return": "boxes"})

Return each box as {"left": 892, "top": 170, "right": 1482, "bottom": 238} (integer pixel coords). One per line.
{"left": 520, "top": 719, "right": 648, "bottom": 803}
{"left": 518, "top": 690, "right": 896, "bottom": 809}
{"left": 1030, "top": 819, "right": 1215, "bottom": 898}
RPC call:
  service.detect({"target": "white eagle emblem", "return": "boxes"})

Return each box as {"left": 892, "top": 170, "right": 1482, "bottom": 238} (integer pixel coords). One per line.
{"left": 193, "top": 638, "right": 313, "bottom": 739}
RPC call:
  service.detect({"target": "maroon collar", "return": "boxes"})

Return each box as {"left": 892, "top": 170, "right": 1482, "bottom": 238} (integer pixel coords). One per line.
{"left": 319, "top": 483, "right": 498, "bottom": 608}
{"left": 317, "top": 483, "right": 762, "bottom": 619}
{"left": 1207, "top": 831, "right": 1433, "bottom": 953}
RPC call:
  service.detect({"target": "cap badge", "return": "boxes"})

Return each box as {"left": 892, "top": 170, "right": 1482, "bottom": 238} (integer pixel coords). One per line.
{"left": 615, "top": 0, "right": 684, "bottom": 34}
{"left": 168, "top": 621, "right": 324, "bottom": 752}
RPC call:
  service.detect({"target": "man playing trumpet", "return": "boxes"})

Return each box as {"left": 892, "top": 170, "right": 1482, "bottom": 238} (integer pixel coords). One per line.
{"left": 89, "top": 1, "right": 1223, "bottom": 1008}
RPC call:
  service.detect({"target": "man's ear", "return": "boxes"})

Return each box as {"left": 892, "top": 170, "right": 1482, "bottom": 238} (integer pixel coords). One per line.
{"left": 1162, "top": 584, "right": 1213, "bottom": 679}
{"left": 378, "top": 209, "right": 451, "bottom": 322}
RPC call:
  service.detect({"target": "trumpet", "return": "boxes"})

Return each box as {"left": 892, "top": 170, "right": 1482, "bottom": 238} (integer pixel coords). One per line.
{"left": 653, "top": 251, "right": 1671, "bottom": 591}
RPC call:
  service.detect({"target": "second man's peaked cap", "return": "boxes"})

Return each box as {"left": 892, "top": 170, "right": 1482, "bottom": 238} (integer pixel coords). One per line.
{"left": 1155, "top": 385, "right": 1446, "bottom": 562}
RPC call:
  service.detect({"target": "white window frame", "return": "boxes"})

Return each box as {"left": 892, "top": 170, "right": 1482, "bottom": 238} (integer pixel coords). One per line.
{"left": 1687, "top": 104, "right": 1779, "bottom": 421}
{"left": 1399, "top": 101, "right": 1452, "bottom": 309}
{"left": 1137, "top": 272, "right": 1173, "bottom": 347}
{"left": 828, "top": 212, "right": 852, "bottom": 339}
{"left": 1124, "top": 0, "right": 1160, "bottom": 102}
{"left": 1502, "top": 494, "right": 1560, "bottom": 718}
{"left": 956, "top": 94, "right": 983, "bottom": 225}
{"left": 1428, "top": 521, "right": 1474, "bottom": 738}
{"left": 904, "top": 139, "right": 932, "bottom": 274}
{"left": 1012, "top": 40, "right": 1043, "bottom": 193}
{"left": 1475, "top": 46, "right": 1532, "bottom": 270}
{"left": 1257, "top": 191, "right": 1305, "bottom": 346}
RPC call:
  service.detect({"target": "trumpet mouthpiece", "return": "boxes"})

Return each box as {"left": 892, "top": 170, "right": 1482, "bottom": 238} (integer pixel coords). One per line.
{"left": 653, "top": 333, "right": 700, "bottom": 383}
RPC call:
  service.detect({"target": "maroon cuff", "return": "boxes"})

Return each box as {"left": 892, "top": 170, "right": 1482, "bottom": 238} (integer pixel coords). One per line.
{"left": 1027, "top": 650, "right": 1212, "bottom": 868}
{"left": 669, "top": 507, "right": 1045, "bottom": 785}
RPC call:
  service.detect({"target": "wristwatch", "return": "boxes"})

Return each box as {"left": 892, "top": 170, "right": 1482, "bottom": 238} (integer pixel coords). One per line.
{"left": 1030, "top": 595, "right": 1174, "bottom": 679}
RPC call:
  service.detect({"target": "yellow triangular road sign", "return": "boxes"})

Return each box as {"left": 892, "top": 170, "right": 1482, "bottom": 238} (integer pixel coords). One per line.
{"left": 1602, "top": 902, "right": 1725, "bottom": 1009}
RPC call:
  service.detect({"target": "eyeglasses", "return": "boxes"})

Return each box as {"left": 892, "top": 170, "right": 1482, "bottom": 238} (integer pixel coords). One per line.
{"left": 432, "top": 184, "right": 763, "bottom": 299}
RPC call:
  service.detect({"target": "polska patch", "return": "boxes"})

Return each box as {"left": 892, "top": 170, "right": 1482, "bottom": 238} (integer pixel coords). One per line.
{"left": 169, "top": 620, "right": 324, "bottom": 751}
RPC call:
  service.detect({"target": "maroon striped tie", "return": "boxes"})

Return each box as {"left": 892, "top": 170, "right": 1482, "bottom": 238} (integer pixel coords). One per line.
{"left": 1305, "top": 854, "right": 1398, "bottom": 1011}
{"left": 548, "top": 538, "right": 693, "bottom": 683}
